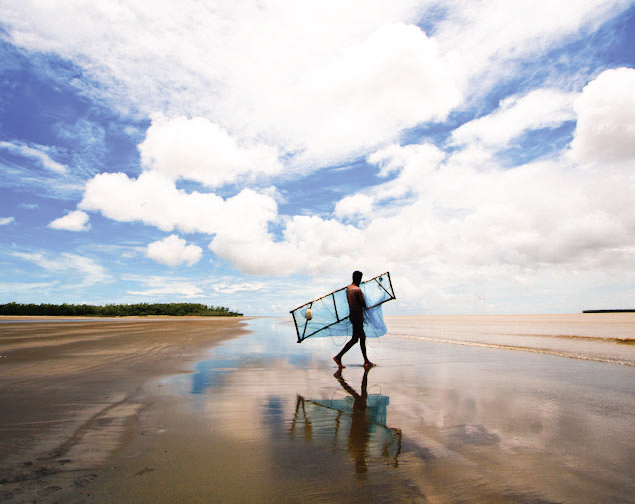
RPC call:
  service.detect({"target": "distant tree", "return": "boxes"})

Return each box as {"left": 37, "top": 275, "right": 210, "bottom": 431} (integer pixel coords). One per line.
{"left": 0, "top": 302, "right": 242, "bottom": 317}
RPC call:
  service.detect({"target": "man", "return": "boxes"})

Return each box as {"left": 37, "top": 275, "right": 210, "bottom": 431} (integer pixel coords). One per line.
{"left": 333, "top": 270, "right": 375, "bottom": 368}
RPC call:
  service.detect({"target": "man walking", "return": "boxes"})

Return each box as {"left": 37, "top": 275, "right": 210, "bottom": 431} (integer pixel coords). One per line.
{"left": 333, "top": 271, "right": 375, "bottom": 368}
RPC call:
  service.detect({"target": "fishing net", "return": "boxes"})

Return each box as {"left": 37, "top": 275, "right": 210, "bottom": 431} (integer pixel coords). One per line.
{"left": 291, "top": 272, "right": 396, "bottom": 343}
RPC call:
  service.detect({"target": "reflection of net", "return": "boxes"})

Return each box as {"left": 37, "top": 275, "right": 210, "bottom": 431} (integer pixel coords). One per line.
{"left": 291, "top": 272, "right": 396, "bottom": 342}
{"left": 289, "top": 395, "right": 402, "bottom": 468}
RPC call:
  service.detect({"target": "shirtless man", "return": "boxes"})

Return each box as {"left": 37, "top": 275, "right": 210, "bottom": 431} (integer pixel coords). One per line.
{"left": 333, "top": 271, "right": 375, "bottom": 368}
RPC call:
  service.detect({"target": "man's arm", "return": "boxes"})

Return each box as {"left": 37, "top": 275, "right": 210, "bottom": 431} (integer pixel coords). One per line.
{"left": 358, "top": 288, "right": 367, "bottom": 310}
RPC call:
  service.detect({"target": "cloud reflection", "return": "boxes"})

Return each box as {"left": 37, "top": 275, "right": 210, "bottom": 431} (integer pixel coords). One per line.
{"left": 290, "top": 367, "right": 401, "bottom": 478}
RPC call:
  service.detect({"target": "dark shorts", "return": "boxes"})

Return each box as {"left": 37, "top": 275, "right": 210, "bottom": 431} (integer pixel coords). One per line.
{"left": 352, "top": 320, "right": 365, "bottom": 340}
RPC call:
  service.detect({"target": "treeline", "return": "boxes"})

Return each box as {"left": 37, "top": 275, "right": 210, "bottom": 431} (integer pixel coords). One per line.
{"left": 0, "top": 302, "right": 242, "bottom": 317}
{"left": 582, "top": 309, "right": 635, "bottom": 313}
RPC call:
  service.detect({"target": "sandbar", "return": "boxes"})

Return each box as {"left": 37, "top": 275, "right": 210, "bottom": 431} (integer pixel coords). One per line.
{"left": 0, "top": 317, "right": 249, "bottom": 503}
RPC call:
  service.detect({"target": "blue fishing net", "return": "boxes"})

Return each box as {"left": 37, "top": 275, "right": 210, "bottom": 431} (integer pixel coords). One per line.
{"left": 291, "top": 272, "right": 396, "bottom": 342}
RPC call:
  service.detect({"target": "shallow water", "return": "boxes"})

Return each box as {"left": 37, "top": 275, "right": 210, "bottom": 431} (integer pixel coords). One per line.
{"left": 155, "top": 316, "right": 635, "bottom": 503}
{"left": 387, "top": 313, "right": 635, "bottom": 366}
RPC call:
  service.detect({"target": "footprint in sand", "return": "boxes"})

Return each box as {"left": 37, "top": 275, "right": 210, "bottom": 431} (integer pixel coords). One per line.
{"left": 74, "top": 474, "right": 98, "bottom": 487}
{"left": 37, "top": 485, "right": 62, "bottom": 496}
{"left": 134, "top": 466, "right": 155, "bottom": 477}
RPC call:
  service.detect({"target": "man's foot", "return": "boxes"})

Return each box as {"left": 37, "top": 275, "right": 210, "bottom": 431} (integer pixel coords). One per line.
{"left": 363, "top": 361, "right": 375, "bottom": 368}
{"left": 333, "top": 357, "right": 345, "bottom": 368}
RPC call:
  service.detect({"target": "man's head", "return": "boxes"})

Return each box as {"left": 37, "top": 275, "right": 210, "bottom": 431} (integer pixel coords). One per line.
{"left": 352, "top": 270, "right": 363, "bottom": 285}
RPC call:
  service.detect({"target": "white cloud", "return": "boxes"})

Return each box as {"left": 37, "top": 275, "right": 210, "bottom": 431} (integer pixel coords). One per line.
{"left": 289, "top": 21, "right": 462, "bottom": 164}
{"left": 48, "top": 209, "right": 90, "bottom": 231}
{"left": 335, "top": 194, "right": 374, "bottom": 219}
{"left": 208, "top": 214, "right": 367, "bottom": 276}
{"left": 145, "top": 234, "right": 202, "bottom": 267}
{"left": 0, "top": 140, "right": 67, "bottom": 174}
{"left": 434, "top": 0, "right": 630, "bottom": 89}
{"left": 0, "top": 280, "right": 58, "bottom": 299}
{"left": 1, "top": 1, "right": 628, "bottom": 174}
{"left": 74, "top": 61, "right": 635, "bottom": 287}
{"left": 139, "top": 115, "right": 282, "bottom": 187}
{"left": 12, "top": 251, "right": 112, "bottom": 286}
{"left": 121, "top": 273, "right": 273, "bottom": 304}
{"left": 79, "top": 171, "right": 295, "bottom": 274}
{"left": 5, "top": 0, "right": 621, "bottom": 150}
{"left": 0, "top": 1, "right": 461, "bottom": 170}
{"left": 126, "top": 276, "right": 204, "bottom": 299}
{"left": 569, "top": 67, "right": 635, "bottom": 164}
{"left": 208, "top": 235, "right": 302, "bottom": 277}
{"left": 0, "top": 216, "right": 15, "bottom": 226}
{"left": 80, "top": 171, "right": 277, "bottom": 236}
{"left": 367, "top": 144, "right": 635, "bottom": 265}
{"left": 367, "top": 143, "right": 446, "bottom": 199}
{"left": 451, "top": 88, "right": 576, "bottom": 149}
{"left": 2, "top": 1, "right": 633, "bottom": 313}
{"left": 212, "top": 281, "right": 268, "bottom": 294}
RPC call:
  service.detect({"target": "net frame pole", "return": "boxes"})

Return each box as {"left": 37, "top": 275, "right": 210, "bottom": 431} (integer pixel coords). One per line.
{"left": 290, "top": 272, "right": 396, "bottom": 343}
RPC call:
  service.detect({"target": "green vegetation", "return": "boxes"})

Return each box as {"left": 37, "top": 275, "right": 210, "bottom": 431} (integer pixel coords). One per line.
{"left": 582, "top": 309, "right": 635, "bottom": 313}
{"left": 0, "top": 302, "right": 242, "bottom": 317}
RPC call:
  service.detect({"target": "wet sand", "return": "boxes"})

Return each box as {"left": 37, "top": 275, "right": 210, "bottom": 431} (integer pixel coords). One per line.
{"left": 0, "top": 317, "right": 249, "bottom": 503}
{"left": 1, "top": 316, "right": 634, "bottom": 503}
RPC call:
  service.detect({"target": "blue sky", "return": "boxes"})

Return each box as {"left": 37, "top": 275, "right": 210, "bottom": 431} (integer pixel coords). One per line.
{"left": 1, "top": 1, "right": 635, "bottom": 315}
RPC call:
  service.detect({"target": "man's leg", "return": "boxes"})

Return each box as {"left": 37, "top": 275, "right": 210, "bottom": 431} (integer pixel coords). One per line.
{"left": 359, "top": 326, "right": 375, "bottom": 367}
{"left": 334, "top": 332, "right": 359, "bottom": 368}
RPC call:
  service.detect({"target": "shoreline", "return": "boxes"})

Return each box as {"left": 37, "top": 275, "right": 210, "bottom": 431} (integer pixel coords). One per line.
{"left": 0, "top": 315, "right": 247, "bottom": 321}
{"left": 385, "top": 313, "right": 635, "bottom": 367}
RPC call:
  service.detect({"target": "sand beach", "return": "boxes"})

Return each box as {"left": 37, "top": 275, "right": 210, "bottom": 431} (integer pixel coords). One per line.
{"left": 1, "top": 315, "right": 634, "bottom": 503}
{"left": 0, "top": 318, "right": 249, "bottom": 503}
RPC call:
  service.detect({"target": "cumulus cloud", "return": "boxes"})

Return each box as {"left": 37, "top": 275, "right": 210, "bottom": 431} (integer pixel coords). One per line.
{"left": 314, "top": 69, "right": 635, "bottom": 312}
{"left": 0, "top": 1, "right": 462, "bottom": 172}
{"left": 569, "top": 67, "right": 635, "bottom": 164}
{"left": 0, "top": 140, "right": 67, "bottom": 174}
{"left": 2, "top": 1, "right": 633, "bottom": 313}
{"left": 366, "top": 143, "right": 447, "bottom": 202}
{"left": 80, "top": 171, "right": 278, "bottom": 237}
{"left": 79, "top": 170, "right": 295, "bottom": 274}
{"left": 139, "top": 115, "right": 282, "bottom": 187}
{"left": 48, "top": 210, "right": 90, "bottom": 231}
{"left": 207, "top": 213, "right": 368, "bottom": 276}
{"left": 362, "top": 148, "right": 635, "bottom": 271}
{"left": 2, "top": 0, "right": 622, "bottom": 165}
{"left": 290, "top": 21, "right": 462, "bottom": 163}
{"left": 0, "top": 217, "right": 15, "bottom": 226}
{"left": 74, "top": 62, "right": 635, "bottom": 284}
{"left": 335, "top": 194, "right": 374, "bottom": 219}
{"left": 1, "top": 0, "right": 628, "bottom": 172}
{"left": 145, "top": 235, "right": 202, "bottom": 267}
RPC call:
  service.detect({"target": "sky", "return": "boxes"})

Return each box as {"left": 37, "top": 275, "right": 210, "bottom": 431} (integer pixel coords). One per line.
{"left": 1, "top": 0, "right": 635, "bottom": 316}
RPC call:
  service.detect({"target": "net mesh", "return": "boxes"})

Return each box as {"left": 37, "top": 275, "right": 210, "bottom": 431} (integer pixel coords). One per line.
{"left": 291, "top": 272, "right": 395, "bottom": 342}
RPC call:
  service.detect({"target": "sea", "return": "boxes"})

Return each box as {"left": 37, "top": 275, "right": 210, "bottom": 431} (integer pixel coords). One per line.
{"left": 384, "top": 313, "right": 635, "bottom": 366}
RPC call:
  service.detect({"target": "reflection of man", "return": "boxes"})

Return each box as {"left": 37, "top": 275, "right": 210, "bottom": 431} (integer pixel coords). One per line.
{"left": 333, "top": 270, "right": 375, "bottom": 368}
{"left": 334, "top": 367, "right": 371, "bottom": 477}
